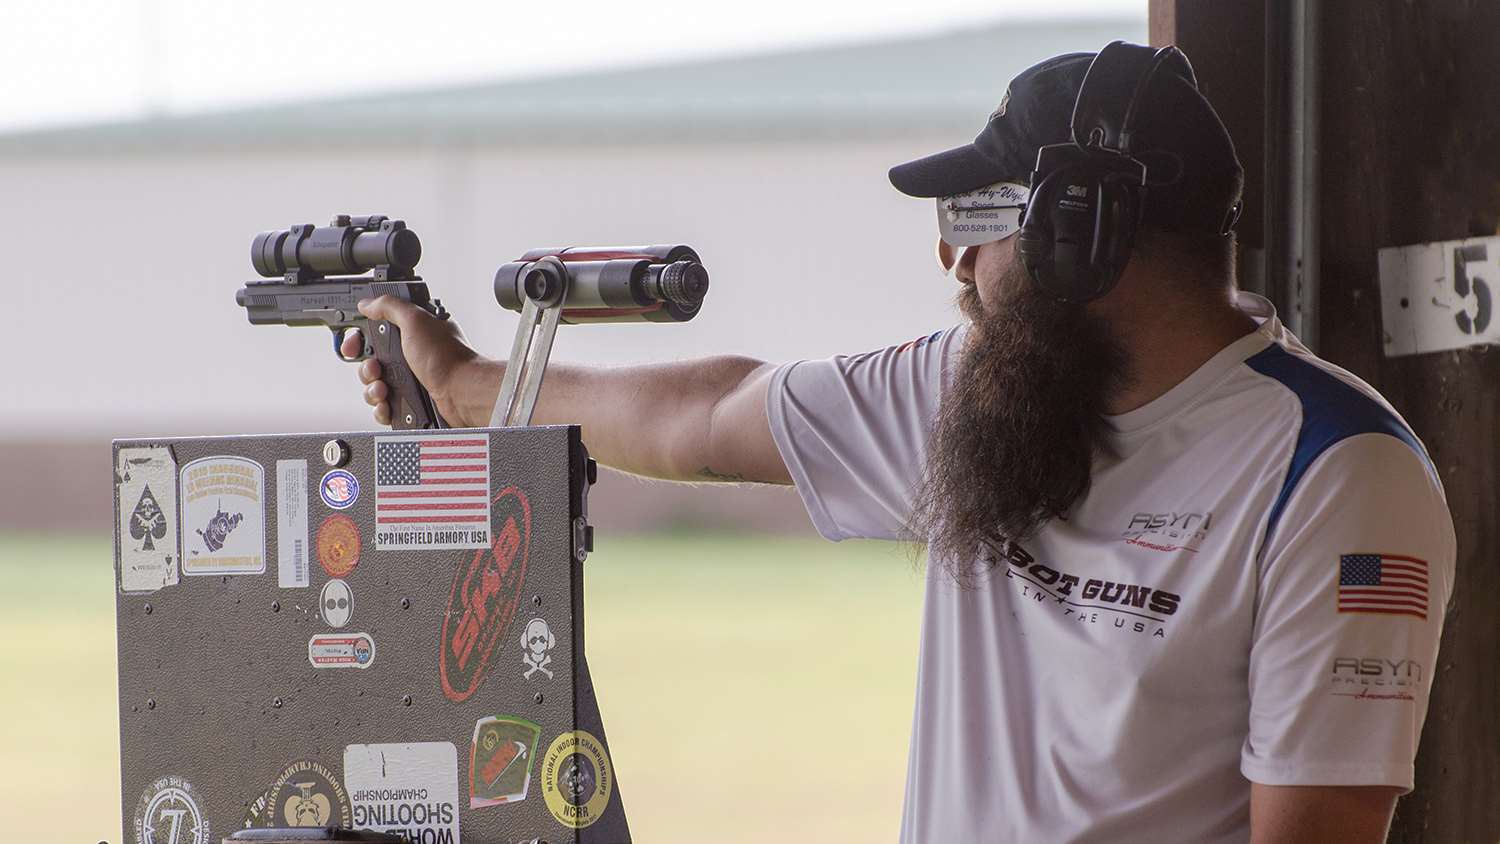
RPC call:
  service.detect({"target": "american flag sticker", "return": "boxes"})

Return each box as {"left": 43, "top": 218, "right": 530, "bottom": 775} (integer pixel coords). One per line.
{"left": 374, "top": 434, "right": 492, "bottom": 551}
{"left": 1338, "top": 553, "right": 1429, "bottom": 620}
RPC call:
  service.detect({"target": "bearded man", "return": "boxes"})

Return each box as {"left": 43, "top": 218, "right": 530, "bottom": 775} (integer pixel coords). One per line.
{"left": 343, "top": 43, "right": 1454, "bottom": 844}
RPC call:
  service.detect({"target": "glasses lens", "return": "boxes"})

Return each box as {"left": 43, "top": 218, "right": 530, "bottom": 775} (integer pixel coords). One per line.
{"left": 936, "top": 238, "right": 958, "bottom": 274}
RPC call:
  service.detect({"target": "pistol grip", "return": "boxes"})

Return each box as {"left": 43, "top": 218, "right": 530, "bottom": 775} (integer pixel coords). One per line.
{"left": 370, "top": 319, "right": 447, "bottom": 430}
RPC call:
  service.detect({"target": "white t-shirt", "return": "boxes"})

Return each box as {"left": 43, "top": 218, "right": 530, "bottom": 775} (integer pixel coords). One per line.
{"left": 765, "top": 292, "right": 1455, "bottom": 843}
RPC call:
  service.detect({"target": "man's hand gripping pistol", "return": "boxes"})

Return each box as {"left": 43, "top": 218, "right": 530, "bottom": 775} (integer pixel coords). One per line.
{"left": 235, "top": 214, "right": 450, "bottom": 430}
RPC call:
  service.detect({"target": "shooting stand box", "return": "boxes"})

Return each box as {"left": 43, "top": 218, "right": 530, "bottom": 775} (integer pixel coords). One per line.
{"left": 113, "top": 425, "right": 630, "bottom": 844}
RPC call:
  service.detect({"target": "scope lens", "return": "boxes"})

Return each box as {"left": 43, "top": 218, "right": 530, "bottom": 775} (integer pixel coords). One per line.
{"left": 389, "top": 228, "right": 421, "bottom": 269}
{"left": 251, "top": 230, "right": 289, "bottom": 277}
{"left": 679, "top": 264, "right": 709, "bottom": 302}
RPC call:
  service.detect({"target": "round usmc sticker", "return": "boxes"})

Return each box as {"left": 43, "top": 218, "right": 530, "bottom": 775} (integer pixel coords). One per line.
{"left": 317, "top": 514, "right": 361, "bottom": 578}
{"left": 541, "top": 730, "right": 613, "bottom": 829}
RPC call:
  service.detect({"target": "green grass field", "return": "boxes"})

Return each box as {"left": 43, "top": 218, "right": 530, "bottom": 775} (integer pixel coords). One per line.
{"left": 0, "top": 531, "right": 925, "bottom": 843}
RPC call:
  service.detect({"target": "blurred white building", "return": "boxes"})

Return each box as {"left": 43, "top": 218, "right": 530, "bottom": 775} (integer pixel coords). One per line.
{"left": 3, "top": 19, "right": 1143, "bottom": 530}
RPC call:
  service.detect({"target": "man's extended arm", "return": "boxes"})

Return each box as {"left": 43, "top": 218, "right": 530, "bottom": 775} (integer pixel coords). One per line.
{"left": 1250, "top": 783, "right": 1400, "bottom": 843}
{"left": 345, "top": 295, "right": 792, "bottom": 485}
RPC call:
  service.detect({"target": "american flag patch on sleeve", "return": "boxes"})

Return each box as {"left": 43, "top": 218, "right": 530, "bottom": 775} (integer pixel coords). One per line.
{"left": 895, "top": 330, "right": 944, "bottom": 355}
{"left": 1338, "top": 553, "right": 1428, "bottom": 620}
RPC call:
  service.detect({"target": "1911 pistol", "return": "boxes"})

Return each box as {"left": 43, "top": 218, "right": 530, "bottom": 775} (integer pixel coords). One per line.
{"left": 235, "top": 214, "right": 449, "bottom": 430}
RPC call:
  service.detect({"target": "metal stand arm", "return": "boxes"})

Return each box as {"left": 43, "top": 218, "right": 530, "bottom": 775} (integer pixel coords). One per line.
{"left": 490, "top": 257, "right": 568, "bottom": 427}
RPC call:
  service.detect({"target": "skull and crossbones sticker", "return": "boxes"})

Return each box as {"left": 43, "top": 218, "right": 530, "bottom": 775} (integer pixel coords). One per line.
{"left": 522, "top": 617, "right": 555, "bottom": 680}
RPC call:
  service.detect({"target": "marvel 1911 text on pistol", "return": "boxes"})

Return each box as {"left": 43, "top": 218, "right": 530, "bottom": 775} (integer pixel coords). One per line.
{"left": 235, "top": 214, "right": 449, "bottom": 430}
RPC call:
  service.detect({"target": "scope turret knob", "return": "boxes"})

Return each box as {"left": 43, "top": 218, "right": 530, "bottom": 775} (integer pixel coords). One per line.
{"left": 656, "top": 260, "right": 709, "bottom": 305}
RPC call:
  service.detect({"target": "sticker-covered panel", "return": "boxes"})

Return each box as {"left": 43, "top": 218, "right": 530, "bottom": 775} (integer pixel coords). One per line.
{"left": 113, "top": 426, "right": 629, "bottom": 844}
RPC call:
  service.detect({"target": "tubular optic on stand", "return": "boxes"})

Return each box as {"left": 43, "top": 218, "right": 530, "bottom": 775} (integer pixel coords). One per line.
{"left": 495, "top": 244, "right": 709, "bottom": 324}
{"left": 490, "top": 245, "right": 712, "bottom": 428}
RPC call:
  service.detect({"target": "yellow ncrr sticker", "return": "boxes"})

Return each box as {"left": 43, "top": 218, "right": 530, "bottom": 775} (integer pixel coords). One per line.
{"left": 540, "top": 729, "right": 613, "bottom": 829}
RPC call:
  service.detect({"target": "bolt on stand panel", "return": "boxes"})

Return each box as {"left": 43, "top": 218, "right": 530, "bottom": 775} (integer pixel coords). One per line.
{"left": 112, "top": 425, "right": 629, "bottom": 844}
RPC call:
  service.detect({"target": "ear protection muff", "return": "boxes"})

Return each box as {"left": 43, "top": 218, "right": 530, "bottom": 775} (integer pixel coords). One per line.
{"left": 1017, "top": 42, "right": 1199, "bottom": 303}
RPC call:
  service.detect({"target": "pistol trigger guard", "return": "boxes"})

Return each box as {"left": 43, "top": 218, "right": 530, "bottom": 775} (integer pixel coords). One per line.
{"left": 332, "top": 326, "right": 369, "bottom": 363}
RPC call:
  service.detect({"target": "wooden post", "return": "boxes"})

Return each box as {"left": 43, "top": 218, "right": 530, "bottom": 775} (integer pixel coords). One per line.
{"left": 1148, "top": 0, "right": 1265, "bottom": 252}
{"left": 1152, "top": 1, "right": 1500, "bottom": 839}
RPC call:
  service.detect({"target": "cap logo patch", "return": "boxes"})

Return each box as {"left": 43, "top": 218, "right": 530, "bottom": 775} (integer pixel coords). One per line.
{"left": 991, "top": 90, "right": 1011, "bottom": 120}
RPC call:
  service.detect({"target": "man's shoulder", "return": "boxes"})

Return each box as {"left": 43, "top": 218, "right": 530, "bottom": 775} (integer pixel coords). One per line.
{"left": 1240, "top": 343, "right": 1429, "bottom": 472}
{"left": 1234, "top": 342, "right": 1442, "bottom": 547}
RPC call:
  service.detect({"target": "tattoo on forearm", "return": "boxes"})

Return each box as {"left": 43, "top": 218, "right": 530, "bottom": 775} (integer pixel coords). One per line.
{"left": 697, "top": 465, "right": 753, "bottom": 483}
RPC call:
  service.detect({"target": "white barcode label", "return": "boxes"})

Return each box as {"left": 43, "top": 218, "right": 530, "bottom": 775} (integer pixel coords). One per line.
{"left": 276, "top": 459, "right": 310, "bottom": 588}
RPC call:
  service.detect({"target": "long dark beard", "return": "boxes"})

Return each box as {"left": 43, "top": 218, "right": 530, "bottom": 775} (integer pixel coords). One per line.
{"left": 909, "top": 273, "right": 1132, "bottom": 583}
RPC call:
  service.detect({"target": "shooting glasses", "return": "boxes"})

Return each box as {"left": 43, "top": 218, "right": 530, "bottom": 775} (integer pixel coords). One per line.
{"left": 935, "top": 180, "right": 1030, "bottom": 273}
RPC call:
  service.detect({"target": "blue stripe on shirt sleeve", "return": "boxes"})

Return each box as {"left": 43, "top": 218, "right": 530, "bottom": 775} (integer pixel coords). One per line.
{"left": 1245, "top": 345, "right": 1435, "bottom": 550}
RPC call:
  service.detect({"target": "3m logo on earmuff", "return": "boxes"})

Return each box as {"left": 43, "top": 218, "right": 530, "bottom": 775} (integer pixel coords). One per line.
{"left": 1067, "top": 185, "right": 1088, "bottom": 197}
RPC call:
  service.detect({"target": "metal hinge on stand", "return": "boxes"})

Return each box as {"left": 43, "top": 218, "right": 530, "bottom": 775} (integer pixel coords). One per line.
{"left": 490, "top": 256, "right": 569, "bottom": 428}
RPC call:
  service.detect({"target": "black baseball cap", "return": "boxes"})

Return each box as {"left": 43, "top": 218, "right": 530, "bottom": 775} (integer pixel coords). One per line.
{"left": 889, "top": 48, "right": 1244, "bottom": 233}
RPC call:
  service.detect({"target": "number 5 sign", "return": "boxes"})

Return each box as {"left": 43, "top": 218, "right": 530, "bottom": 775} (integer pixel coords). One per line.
{"left": 1378, "top": 234, "right": 1500, "bottom": 356}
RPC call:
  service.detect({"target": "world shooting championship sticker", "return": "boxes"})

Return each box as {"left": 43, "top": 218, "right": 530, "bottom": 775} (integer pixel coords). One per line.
{"left": 470, "top": 716, "right": 542, "bottom": 808}
{"left": 540, "top": 730, "right": 613, "bottom": 830}
{"left": 320, "top": 469, "right": 360, "bottom": 510}
{"left": 134, "top": 774, "right": 209, "bottom": 844}
{"left": 317, "top": 514, "right": 361, "bottom": 578}
{"left": 344, "top": 742, "right": 461, "bottom": 843}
